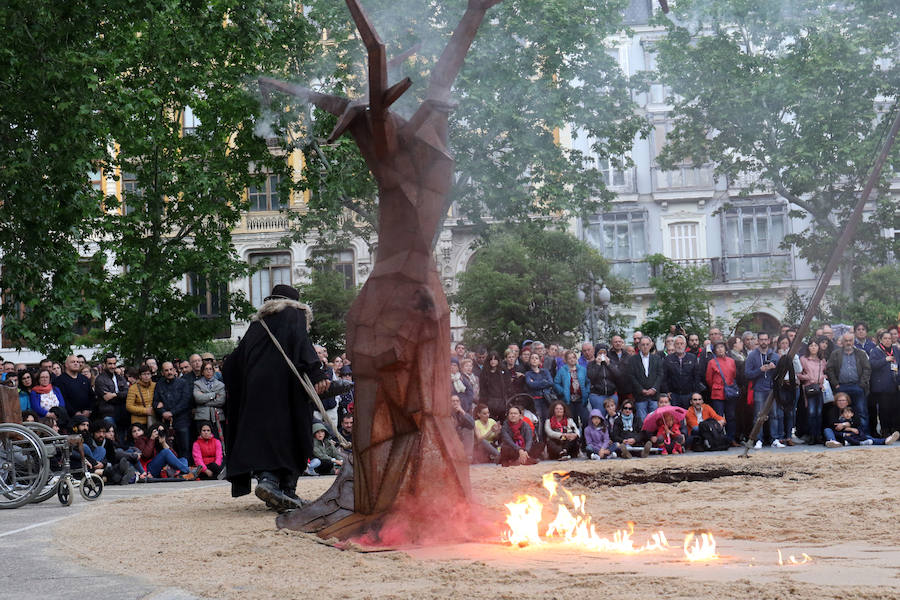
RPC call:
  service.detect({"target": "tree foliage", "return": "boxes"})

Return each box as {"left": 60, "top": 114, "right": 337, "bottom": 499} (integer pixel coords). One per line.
{"left": 276, "top": 0, "right": 646, "bottom": 245}
{"left": 827, "top": 265, "right": 900, "bottom": 331}
{"left": 0, "top": 0, "right": 313, "bottom": 362}
{"left": 640, "top": 254, "right": 713, "bottom": 339}
{"left": 454, "top": 227, "right": 628, "bottom": 352}
{"left": 650, "top": 0, "right": 900, "bottom": 296}
{"left": 297, "top": 265, "right": 358, "bottom": 358}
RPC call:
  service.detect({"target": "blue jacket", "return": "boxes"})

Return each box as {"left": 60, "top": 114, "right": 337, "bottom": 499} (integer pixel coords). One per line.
{"left": 524, "top": 368, "right": 554, "bottom": 396}
{"left": 745, "top": 348, "right": 780, "bottom": 395}
{"left": 29, "top": 387, "right": 65, "bottom": 417}
{"left": 868, "top": 344, "right": 899, "bottom": 394}
{"left": 855, "top": 338, "right": 876, "bottom": 355}
{"left": 554, "top": 364, "right": 589, "bottom": 406}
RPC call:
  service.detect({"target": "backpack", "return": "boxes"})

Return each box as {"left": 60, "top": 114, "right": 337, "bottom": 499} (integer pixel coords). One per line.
{"left": 697, "top": 418, "right": 729, "bottom": 452}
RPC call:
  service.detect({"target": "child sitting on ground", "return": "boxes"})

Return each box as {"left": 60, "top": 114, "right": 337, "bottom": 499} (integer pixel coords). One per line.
{"left": 831, "top": 405, "right": 900, "bottom": 447}
{"left": 584, "top": 408, "right": 615, "bottom": 459}
{"left": 655, "top": 412, "right": 683, "bottom": 455}
{"left": 310, "top": 422, "right": 344, "bottom": 475}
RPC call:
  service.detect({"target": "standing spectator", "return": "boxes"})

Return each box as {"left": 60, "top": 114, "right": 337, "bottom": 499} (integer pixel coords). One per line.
{"left": 663, "top": 335, "right": 700, "bottom": 409}
{"left": 577, "top": 342, "right": 595, "bottom": 368}
{"left": 727, "top": 335, "right": 750, "bottom": 442}
{"left": 450, "top": 360, "right": 474, "bottom": 413}
{"left": 144, "top": 357, "right": 161, "bottom": 382}
{"left": 826, "top": 333, "right": 872, "bottom": 435}
{"left": 517, "top": 347, "right": 532, "bottom": 373}
{"left": 192, "top": 421, "right": 224, "bottom": 480}
{"left": 183, "top": 354, "right": 204, "bottom": 387}
{"left": 29, "top": 369, "right": 65, "bottom": 417}
{"left": 773, "top": 335, "right": 802, "bottom": 447}
{"left": 126, "top": 365, "right": 156, "bottom": 426}
{"left": 94, "top": 353, "right": 129, "bottom": 437}
{"left": 55, "top": 355, "right": 94, "bottom": 418}
{"left": 687, "top": 333, "right": 702, "bottom": 357}
{"left": 867, "top": 330, "right": 899, "bottom": 438}
{"left": 705, "top": 341, "right": 738, "bottom": 444}
{"left": 479, "top": 351, "right": 507, "bottom": 422}
{"left": 586, "top": 344, "right": 619, "bottom": 411}
{"left": 608, "top": 335, "right": 632, "bottom": 400}
{"left": 524, "top": 352, "right": 555, "bottom": 429}
{"left": 632, "top": 330, "right": 644, "bottom": 353}
{"left": 502, "top": 348, "right": 525, "bottom": 400}
{"left": 629, "top": 336, "right": 663, "bottom": 422}
{"left": 745, "top": 332, "right": 779, "bottom": 448}
{"left": 192, "top": 362, "right": 226, "bottom": 438}
{"left": 460, "top": 358, "right": 480, "bottom": 406}
{"left": 553, "top": 350, "right": 589, "bottom": 432}
{"left": 153, "top": 361, "right": 193, "bottom": 460}
{"left": 17, "top": 370, "right": 33, "bottom": 413}
{"left": 853, "top": 322, "right": 876, "bottom": 354}
{"left": 543, "top": 400, "right": 581, "bottom": 460}
{"left": 799, "top": 338, "right": 827, "bottom": 445}
{"left": 453, "top": 342, "right": 467, "bottom": 364}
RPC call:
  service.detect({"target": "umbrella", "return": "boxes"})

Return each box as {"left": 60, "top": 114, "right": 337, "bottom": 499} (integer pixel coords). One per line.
{"left": 641, "top": 405, "right": 688, "bottom": 433}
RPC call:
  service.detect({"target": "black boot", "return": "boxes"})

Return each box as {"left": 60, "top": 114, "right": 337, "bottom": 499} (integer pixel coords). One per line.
{"left": 255, "top": 471, "right": 292, "bottom": 512}
{"left": 279, "top": 472, "right": 305, "bottom": 509}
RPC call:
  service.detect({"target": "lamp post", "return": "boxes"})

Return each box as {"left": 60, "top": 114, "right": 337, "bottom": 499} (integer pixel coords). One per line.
{"left": 579, "top": 276, "right": 612, "bottom": 344}
{"left": 597, "top": 282, "right": 611, "bottom": 343}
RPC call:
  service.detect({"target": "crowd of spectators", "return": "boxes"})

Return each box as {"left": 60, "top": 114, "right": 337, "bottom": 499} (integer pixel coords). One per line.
{"left": 451, "top": 321, "right": 900, "bottom": 467}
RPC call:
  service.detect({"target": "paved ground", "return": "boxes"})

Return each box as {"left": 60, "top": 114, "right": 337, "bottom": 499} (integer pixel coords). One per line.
{"left": 0, "top": 479, "right": 227, "bottom": 600}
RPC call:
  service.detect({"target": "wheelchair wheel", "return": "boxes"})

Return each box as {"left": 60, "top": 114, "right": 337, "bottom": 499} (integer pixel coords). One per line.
{"left": 80, "top": 473, "right": 103, "bottom": 501}
{"left": 0, "top": 423, "right": 50, "bottom": 509}
{"left": 57, "top": 477, "right": 74, "bottom": 506}
{"left": 31, "top": 474, "right": 62, "bottom": 504}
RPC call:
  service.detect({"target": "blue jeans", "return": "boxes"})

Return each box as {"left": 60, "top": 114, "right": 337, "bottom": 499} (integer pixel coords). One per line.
{"left": 588, "top": 393, "right": 617, "bottom": 412}
{"left": 835, "top": 384, "right": 869, "bottom": 435}
{"left": 753, "top": 389, "right": 774, "bottom": 442}
{"left": 807, "top": 393, "right": 823, "bottom": 441}
{"left": 147, "top": 448, "right": 189, "bottom": 477}
{"left": 772, "top": 389, "right": 796, "bottom": 441}
{"left": 634, "top": 397, "right": 658, "bottom": 423}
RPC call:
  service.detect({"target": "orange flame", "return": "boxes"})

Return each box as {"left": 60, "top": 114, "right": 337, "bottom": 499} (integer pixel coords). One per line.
{"left": 503, "top": 495, "right": 545, "bottom": 547}
{"left": 683, "top": 532, "right": 718, "bottom": 561}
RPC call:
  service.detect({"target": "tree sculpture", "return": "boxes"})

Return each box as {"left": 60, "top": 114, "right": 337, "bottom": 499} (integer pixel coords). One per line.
{"left": 259, "top": 0, "right": 503, "bottom": 542}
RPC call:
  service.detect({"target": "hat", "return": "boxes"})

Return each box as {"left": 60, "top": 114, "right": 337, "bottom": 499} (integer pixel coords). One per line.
{"left": 339, "top": 365, "right": 352, "bottom": 376}
{"left": 595, "top": 342, "right": 609, "bottom": 352}
{"left": 200, "top": 352, "right": 215, "bottom": 361}
{"left": 264, "top": 284, "right": 300, "bottom": 303}
{"left": 312, "top": 422, "right": 328, "bottom": 435}
{"left": 72, "top": 415, "right": 90, "bottom": 425}
{"left": 522, "top": 339, "right": 533, "bottom": 349}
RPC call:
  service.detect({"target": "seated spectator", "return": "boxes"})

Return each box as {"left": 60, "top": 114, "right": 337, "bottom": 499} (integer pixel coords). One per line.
{"left": 825, "top": 393, "right": 900, "bottom": 447}
{"left": 29, "top": 369, "right": 65, "bottom": 417}
{"left": 584, "top": 408, "right": 614, "bottom": 460}
{"left": 106, "top": 424, "right": 145, "bottom": 482}
{"left": 611, "top": 400, "right": 652, "bottom": 458}
{"left": 17, "top": 370, "right": 32, "bottom": 413}
{"left": 337, "top": 413, "right": 353, "bottom": 447}
{"left": 601, "top": 397, "right": 618, "bottom": 433}
{"left": 684, "top": 393, "right": 725, "bottom": 450}
{"left": 191, "top": 421, "right": 224, "bottom": 480}
{"left": 451, "top": 394, "right": 475, "bottom": 461}
{"left": 473, "top": 403, "right": 501, "bottom": 463}
{"left": 88, "top": 420, "right": 137, "bottom": 484}
{"left": 131, "top": 423, "right": 198, "bottom": 480}
{"left": 544, "top": 400, "right": 581, "bottom": 460}
{"left": 192, "top": 362, "right": 226, "bottom": 436}
{"left": 310, "top": 422, "right": 343, "bottom": 475}
{"left": 655, "top": 412, "right": 684, "bottom": 455}
{"left": 499, "top": 405, "right": 542, "bottom": 466}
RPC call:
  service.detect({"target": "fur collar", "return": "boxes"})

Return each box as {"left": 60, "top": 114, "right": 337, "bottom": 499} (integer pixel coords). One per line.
{"left": 251, "top": 298, "right": 312, "bottom": 331}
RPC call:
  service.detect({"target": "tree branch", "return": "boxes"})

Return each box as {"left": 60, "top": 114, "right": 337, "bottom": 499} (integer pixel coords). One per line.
{"left": 772, "top": 180, "right": 836, "bottom": 232}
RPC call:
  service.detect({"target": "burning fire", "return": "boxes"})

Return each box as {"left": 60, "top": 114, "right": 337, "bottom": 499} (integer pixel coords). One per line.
{"left": 502, "top": 472, "right": 713, "bottom": 562}
{"left": 777, "top": 549, "right": 812, "bottom": 566}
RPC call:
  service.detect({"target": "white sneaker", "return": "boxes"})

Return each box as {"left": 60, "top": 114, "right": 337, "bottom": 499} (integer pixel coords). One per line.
{"left": 825, "top": 440, "right": 842, "bottom": 448}
{"left": 609, "top": 452, "right": 617, "bottom": 459}
{"left": 590, "top": 453, "right": 601, "bottom": 460}
{"left": 754, "top": 440, "right": 763, "bottom": 449}
{"left": 772, "top": 440, "right": 786, "bottom": 448}
{"left": 885, "top": 432, "right": 900, "bottom": 445}
{"left": 861, "top": 439, "right": 874, "bottom": 446}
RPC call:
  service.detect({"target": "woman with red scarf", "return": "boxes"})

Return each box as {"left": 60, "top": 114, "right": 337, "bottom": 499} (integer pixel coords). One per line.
{"left": 499, "top": 405, "right": 542, "bottom": 466}
{"left": 29, "top": 369, "right": 65, "bottom": 418}
{"left": 543, "top": 400, "right": 581, "bottom": 460}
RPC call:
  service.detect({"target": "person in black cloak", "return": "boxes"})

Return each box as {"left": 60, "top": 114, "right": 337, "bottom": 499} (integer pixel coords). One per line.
{"left": 222, "top": 284, "right": 330, "bottom": 511}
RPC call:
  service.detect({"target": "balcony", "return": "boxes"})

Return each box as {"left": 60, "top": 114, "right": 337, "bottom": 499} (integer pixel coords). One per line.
{"left": 652, "top": 165, "right": 714, "bottom": 191}
{"left": 233, "top": 212, "right": 291, "bottom": 234}
{"left": 611, "top": 252, "right": 792, "bottom": 288}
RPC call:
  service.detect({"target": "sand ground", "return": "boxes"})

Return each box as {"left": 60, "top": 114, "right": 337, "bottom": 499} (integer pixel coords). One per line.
{"left": 56, "top": 447, "right": 900, "bottom": 599}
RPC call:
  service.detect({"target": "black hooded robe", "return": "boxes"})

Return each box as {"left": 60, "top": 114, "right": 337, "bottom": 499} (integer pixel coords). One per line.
{"left": 222, "top": 299, "right": 327, "bottom": 497}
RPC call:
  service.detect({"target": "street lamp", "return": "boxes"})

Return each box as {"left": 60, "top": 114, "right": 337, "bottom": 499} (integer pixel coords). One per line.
{"left": 597, "top": 282, "right": 611, "bottom": 343}
{"left": 579, "top": 276, "right": 612, "bottom": 344}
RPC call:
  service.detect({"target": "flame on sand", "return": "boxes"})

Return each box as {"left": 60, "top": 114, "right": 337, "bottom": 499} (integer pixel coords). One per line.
{"left": 503, "top": 472, "right": 709, "bottom": 561}
{"left": 777, "top": 549, "right": 812, "bottom": 566}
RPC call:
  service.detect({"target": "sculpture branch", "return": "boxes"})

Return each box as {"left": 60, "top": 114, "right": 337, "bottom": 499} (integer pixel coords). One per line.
{"left": 258, "top": 77, "right": 348, "bottom": 117}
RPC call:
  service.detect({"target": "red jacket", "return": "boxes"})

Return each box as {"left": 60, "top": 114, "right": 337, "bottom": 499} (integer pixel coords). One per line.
{"left": 684, "top": 404, "right": 724, "bottom": 430}
{"left": 192, "top": 436, "right": 223, "bottom": 468}
{"left": 705, "top": 355, "right": 736, "bottom": 401}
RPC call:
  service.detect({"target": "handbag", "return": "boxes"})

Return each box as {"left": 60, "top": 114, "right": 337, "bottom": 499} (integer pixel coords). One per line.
{"left": 713, "top": 357, "right": 741, "bottom": 401}
{"left": 803, "top": 384, "right": 822, "bottom": 396}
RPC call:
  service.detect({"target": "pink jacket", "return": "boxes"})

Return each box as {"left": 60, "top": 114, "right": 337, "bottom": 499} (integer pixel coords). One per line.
{"left": 192, "top": 436, "right": 223, "bottom": 468}
{"left": 799, "top": 356, "right": 826, "bottom": 386}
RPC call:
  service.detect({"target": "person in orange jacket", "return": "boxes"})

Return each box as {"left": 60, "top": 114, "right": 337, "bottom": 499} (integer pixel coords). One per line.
{"left": 684, "top": 393, "right": 725, "bottom": 450}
